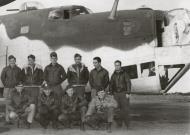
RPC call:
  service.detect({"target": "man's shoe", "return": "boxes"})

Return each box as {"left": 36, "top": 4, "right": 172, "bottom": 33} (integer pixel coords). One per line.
{"left": 52, "top": 121, "right": 59, "bottom": 129}
{"left": 125, "top": 122, "right": 130, "bottom": 130}
{"left": 80, "top": 122, "right": 85, "bottom": 131}
{"left": 24, "top": 120, "right": 31, "bottom": 129}
{"left": 115, "top": 120, "right": 123, "bottom": 128}
{"left": 126, "top": 125, "right": 130, "bottom": 130}
{"left": 41, "top": 123, "right": 48, "bottom": 129}
{"left": 4, "top": 121, "right": 14, "bottom": 125}
{"left": 85, "top": 121, "right": 99, "bottom": 130}
{"left": 64, "top": 122, "right": 72, "bottom": 129}
{"left": 26, "top": 122, "right": 31, "bottom": 129}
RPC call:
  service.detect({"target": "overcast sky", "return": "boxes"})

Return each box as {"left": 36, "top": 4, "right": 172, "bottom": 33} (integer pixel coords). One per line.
{"left": 0, "top": 0, "right": 190, "bottom": 15}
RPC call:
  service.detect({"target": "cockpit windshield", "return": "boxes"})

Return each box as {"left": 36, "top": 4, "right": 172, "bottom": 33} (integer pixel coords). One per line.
{"left": 71, "top": 6, "right": 89, "bottom": 16}
{"left": 48, "top": 6, "right": 91, "bottom": 20}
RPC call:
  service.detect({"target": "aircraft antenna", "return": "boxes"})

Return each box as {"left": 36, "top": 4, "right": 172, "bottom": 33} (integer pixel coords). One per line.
{"left": 108, "top": 0, "right": 119, "bottom": 20}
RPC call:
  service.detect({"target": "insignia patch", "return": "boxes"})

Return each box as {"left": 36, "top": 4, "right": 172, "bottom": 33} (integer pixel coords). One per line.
{"left": 123, "top": 21, "right": 136, "bottom": 36}
{"left": 20, "top": 25, "right": 30, "bottom": 34}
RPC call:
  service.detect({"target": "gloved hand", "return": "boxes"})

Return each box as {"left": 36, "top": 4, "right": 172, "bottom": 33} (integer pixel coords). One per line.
{"left": 71, "top": 106, "right": 76, "bottom": 113}
{"left": 84, "top": 115, "right": 91, "bottom": 122}
{"left": 16, "top": 109, "right": 24, "bottom": 114}
{"left": 126, "top": 94, "right": 130, "bottom": 99}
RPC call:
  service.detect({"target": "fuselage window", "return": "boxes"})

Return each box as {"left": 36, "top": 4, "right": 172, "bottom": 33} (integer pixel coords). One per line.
{"left": 64, "top": 10, "right": 70, "bottom": 19}
{"left": 122, "top": 65, "right": 138, "bottom": 79}
{"left": 141, "top": 62, "right": 156, "bottom": 77}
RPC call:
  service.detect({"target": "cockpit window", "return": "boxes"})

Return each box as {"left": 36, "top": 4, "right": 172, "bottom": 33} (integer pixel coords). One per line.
{"left": 64, "top": 10, "right": 70, "bottom": 19}
{"left": 141, "top": 61, "right": 156, "bottom": 77}
{"left": 48, "top": 6, "right": 91, "bottom": 20}
{"left": 48, "top": 9, "right": 70, "bottom": 20}
{"left": 86, "top": 8, "right": 93, "bottom": 14}
{"left": 48, "top": 10, "right": 62, "bottom": 19}
{"left": 122, "top": 65, "right": 138, "bottom": 79}
{"left": 71, "top": 7, "right": 89, "bottom": 17}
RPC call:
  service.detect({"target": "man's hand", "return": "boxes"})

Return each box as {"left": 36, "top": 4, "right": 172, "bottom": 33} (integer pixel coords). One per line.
{"left": 8, "top": 106, "right": 15, "bottom": 112}
{"left": 16, "top": 109, "right": 24, "bottom": 114}
{"left": 25, "top": 107, "right": 31, "bottom": 113}
{"left": 84, "top": 115, "right": 91, "bottom": 122}
{"left": 126, "top": 94, "right": 130, "bottom": 99}
{"left": 42, "top": 81, "right": 47, "bottom": 87}
{"left": 50, "top": 106, "right": 56, "bottom": 111}
{"left": 71, "top": 107, "right": 76, "bottom": 113}
{"left": 107, "top": 91, "right": 113, "bottom": 95}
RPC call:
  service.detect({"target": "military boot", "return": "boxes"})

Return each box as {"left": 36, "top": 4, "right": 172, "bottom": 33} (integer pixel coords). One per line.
{"left": 80, "top": 122, "right": 85, "bottom": 131}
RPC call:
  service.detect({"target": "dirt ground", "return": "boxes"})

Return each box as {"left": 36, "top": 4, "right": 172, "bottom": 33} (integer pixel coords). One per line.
{"left": 0, "top": 95, "right": 189, "bottom": 135}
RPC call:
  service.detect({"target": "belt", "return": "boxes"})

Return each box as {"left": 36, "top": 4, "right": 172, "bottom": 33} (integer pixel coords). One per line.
{"left": 72, "top": 85, "right": 86, "bottom": 87}
{"left": 24, "top": 85, "right": 41, "bottom": 88}
{"left": 115, "top": 88, "right": 126, "bottom": 93}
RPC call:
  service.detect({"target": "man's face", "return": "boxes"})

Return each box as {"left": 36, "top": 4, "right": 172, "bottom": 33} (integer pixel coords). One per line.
{"left": 50, "top": 56, "right": 57, "bottom": 65}
{"left": 74, "top": 56, "right": 81, "bottom": 65}
{"left": 28, "top": 58, "right": 35, "bottom": 66}
{"left": 114, "top": 62, "right": 121, "bottom": 71}
{"left": 93, "top": 60, "right": 100, "bottom": 69}
{"left": 9, "top": 58, "right": 16, "bottom": 67}
{"left": 66, "top": 88, "right": 74, "bottom": 97}
{"left": 97, "top": 90, "right": 106, "bottom": 99}
{"left": 15, "top": 86, "right": 24, "bottom": 93}
{"left": 43, "top": 89, "right": 51, "bottom": 96}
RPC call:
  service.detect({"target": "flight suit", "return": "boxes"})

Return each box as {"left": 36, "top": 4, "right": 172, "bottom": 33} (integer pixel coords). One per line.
{"left": 89, "top": 67, "right": 109, "bottom": 98}
{"left": 67, "top": 63, "right": 89, "bottom": 98}
{"left": 58, "top": 93, "right": 88, "bottom": 127}
{"left": 1, "top": 65, "right": 22, "bottom": 98}
{"left": 110, "top": 69, "right": 131, "bottom": 127}
{"left": 8, "top": 89, "right": 35, "bottom": 125}
{"left": 44, "top": 63, "right": 67, "bottom": 103}
{"left": 35, "top": 91, "right": 60, "bottom": 128}
{"left": 85, "top": 94, "right": 117, "bottom": 128}
{"left": 1, "top": 65, "right": 22, "bottom": 122}
{"left": 22, "top": 64, "right": 43, "bottom": 104}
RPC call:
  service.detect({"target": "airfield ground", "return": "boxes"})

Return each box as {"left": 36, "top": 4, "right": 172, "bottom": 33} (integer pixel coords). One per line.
{"left": 0, "top": 95, "right": 189, "bottom": 135}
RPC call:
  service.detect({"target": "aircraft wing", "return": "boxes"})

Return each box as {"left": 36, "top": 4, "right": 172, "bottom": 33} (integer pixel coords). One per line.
{"left": 0, "top": 0, "right": 15, "bottom": 7}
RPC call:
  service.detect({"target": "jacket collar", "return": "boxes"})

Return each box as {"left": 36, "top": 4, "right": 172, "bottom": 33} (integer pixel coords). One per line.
{"left": 24, "top": 64, "right": 42, "bottom": 74}
{"left": 95, "top": 66, "right": 103, "bottom": 72}
{"left": 49, "top": 63, "right": 59, "bottom": 67}
{"left": 13, "top": 89, "right": 25, "bottom": 95}
{"left": 97, "top": 94, "right": 109, "bottom": 101}
{"left": 69, "top": 63, "right": 85, "bottom": 73}
{"left": 8, "top": 65, "right": 17, "bottom": 69}
{"left": 42, "top": 91, "right": 54, "bottom": 97}
{"left": 114, "top": 69, "right": 124, "bottom": 74}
